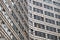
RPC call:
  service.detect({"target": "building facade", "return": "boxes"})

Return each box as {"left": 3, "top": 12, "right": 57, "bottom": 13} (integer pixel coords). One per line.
{"left": 0, "top": 0, "right": 29, "bottom": 40}
{"left": 0, "top": 0, "right": 60, "bottom": 40}
{"left": 28, "top": 0, "right": 60, "bottom": 40}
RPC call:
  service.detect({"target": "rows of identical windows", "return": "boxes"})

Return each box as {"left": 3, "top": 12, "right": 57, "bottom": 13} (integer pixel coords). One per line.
{"left": 33, "top": 1, "right": 42, "bottom": 7}
{"left": 30, "top": 29, "right": 60, "bottom": 40}
{"left": 34, "top": 15, "right": 60, "bottom": 26}
{"left": 43, "top": 0, "right": 60, "bottom": 7}
{"left": 34, "top": 22, "right": 59, "bottom": 32}
{"left": 30, "top": 30, "right": 59, "bottom": 40}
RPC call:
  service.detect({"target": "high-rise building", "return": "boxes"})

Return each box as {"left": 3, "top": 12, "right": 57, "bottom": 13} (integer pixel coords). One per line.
{"left": 0, "top": 0, "right": 60, "bottom": 40}
{"left": 28, "top": 0, "right": 60, "bottom": 40}
{"left": 0, "top": 0, "right": 29, "bottom": 40}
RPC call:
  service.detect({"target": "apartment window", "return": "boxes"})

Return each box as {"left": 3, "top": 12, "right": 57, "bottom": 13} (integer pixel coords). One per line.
{"left": 29, "top": 20, "right": 33, "bottom": 26}
{"left": 29, "top": 13, "right": 32, "bottom": 18}
{"left": 34, "top": 23, "right": 45, "bottom": 29}
{"left": 11, "top": 11, "right": 18, "bottom": 22}
{"left": 55, "top": 14, "right": 60, "bottom": 19}
{"left": 29, "top": 6, "right": 32, "bottom": 10}
{"left": 35, "top": 31, "right": 46, "bottom": 38}
{"left": 56, "top": 21, "right": 60, "bottom": 26}
{"left": 30, "top": 38, "right": 34, "bottom": 40}
{"left": 13, "top": 4, "right": 18, "bottom": 10}
{"left": 34, "top": 15, "right": 44, "bottom": 21}
{"left": 45, "top": 11, "right": 54, "bottom": 17}
{"left": 46, "top": 26, "right": 56, "bottom": 32}
{"left": 30, "top": 29, "right": 33, "bottom": 34}
{"left": 47, "top": 34, "right": 57, "bottom": 40}
{"left": 29, "top": 0, "right": 31, "bottom": 3}
{"left": 53, "top": 1, "right": 60, "bottom": 6}
{"left": 58, "top": 29, "right": 60, "bottom": 33}
{"left": 18, "top": 31, "right": 24, "bottom": 40}
{"left": 33, "top": 1, "right": 42, "bottom": 7}
{"left": 43, "top": 0, "right": 52, "bottom": 4}
{"left": 54, "top": 8, "right": 60, "bottom": 13}
{"left": 59, "top": 37, "right": 60, "bottom": 40}
{"left": 45, "top": 18, "right": 55, "bottom": 24}
{"left": 33, "top": 7, "right": 43, "bottom": 14}
{"left": 44, "top": 4, "right": 53, "bottom": 10}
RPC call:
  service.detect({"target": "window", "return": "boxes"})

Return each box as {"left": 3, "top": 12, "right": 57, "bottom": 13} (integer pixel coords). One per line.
{"left": 34, "top": 23, "right": 45, "bottom": 29}
{"left": 45, "top": 18, "right": 55, "bottom": 24}
{"left": 34, "top": 15, "right": 44, "bottom": 21}
{"left": 29, "top": 20, "right": 33, "bottom": 26}
{"left": 29, "top": 0, "right": 31, "bottom": 3}
{"left": 58, "top": 29, "right": 60, "bottom": 33}
{"left": 30, "top": 29, "right": 33, "bottom": 34}
{"left": 55, "top": 14, "right": 60, "bottom": 19}
{"left": 45, "top": 11, "right": 54, "bottom": 17}
{"left": 29, "top": 13, "right": 32, "bottom": 18}
{"left": 43, "top": 0, "right": 52, "bottom": 4}
{"left": 29, "top": 6, "right": 32, "bottom": 10}
{"left": 47, "top": 34, "right": 57, "bottom": 40}
{"left": 54, "top": 8, "right": 60, "bottom": 13}
{"left": 46, "top": 26, "right": 56, "bottom": 32}
{"left": 13, "top": 4, "right": 18, "bottom": 10}
{"left": 59, "top": 37, "right": 60, "bottom": 40}
{"left": 44, "top": 4, "right": 53, "bottom": 10}
{"left": 56, "top": 21, "right": 60, "bottom": 26}
{"left": 30, "top": 38, "right": 34, "bottom": 40}
{"left": 53, "top": 1, "right": 60, "bottom": 6}
{"left": 11, "top": 11, "right": 18, "bottom": 22}
{"left": 33, "top": 1, "right": 42, "bottom": 7}
{"left": 33, "top": 7, "right": 43, "bottom": 14}
{"left": 35, "top": 31, "right": 46, "bottom": 38}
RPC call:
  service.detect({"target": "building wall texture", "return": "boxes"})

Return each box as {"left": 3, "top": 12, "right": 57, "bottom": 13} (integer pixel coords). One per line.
{"left": 0, "top": 0, "right": 60, "bottom": 40}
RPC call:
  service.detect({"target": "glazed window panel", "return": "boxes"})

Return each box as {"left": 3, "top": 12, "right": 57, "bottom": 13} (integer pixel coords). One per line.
{"left": 54, "top": 8, "right": 60, "bottom": 13}
{"left": 45, "top": 11, "right": 54, "bottom": 17}
{"left": 33, "top": 7, "right": 43, "bottom": 14}
{"left": 46, "top": 26, "right": 56, "bottom": 32}
{"left": 53, "top": 1, "right": 60, "bottom": 6}
{"left": 44, "top": 4, "right": 53, "bottom": 10}
{"left": 43, "top": 0, "right": 52, "bottom": 4}
{"left": 55, "top": 14, "right": 60, "bottom": 19}
{"left": 33, "top": 1, "right": 42, "bottom": 7}
{"left": 47, "top": 34, "right": 57, "bottom": 40}
{"left": 34, "top": 15, "right": 44, "bottom": 21}
{"left": 45, "top": 18, "right": 55, "bottom": 24}
{"left": 56, "top": 21, "right": 60, "bottom": 26}
{"left": 35, "top": 31, "right": 46, "bottom": 38}
{"left": 34, "top": 23, "right": 45, "bottom": 29}
{"left": 58, "top": 29, "right": 60, "bottom": 33}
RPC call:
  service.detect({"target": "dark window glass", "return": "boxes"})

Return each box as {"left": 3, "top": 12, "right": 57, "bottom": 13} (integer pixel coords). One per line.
{"left": 46, "top": 26, "right": 56, "bottom": 32}
{"left": 35, "top": 31, "right": 46, "bottom": 38}
{"left": 43, "top": 0, "right": 52, "bottom": 4}
{"left": 56, "top": 21, "right": 60, "bottom": 26}
{"left": 34, "top": 23, "right": 45, "bottom": 29}
{"left": 54, "top": 8, "right": 60, "bottom": 13}
{"left": 45, "top": 11, "right": 54, "bottom": 17}
{"left": 44, "top": 4, "right": 53, "bottom": 10}
{"left": 55, "top": 14, "right": 60, "bottom": 19}
{"left": 45, "top": 18, "right": 55, "bottom": 24}
{"left": 29, "top": 6, "right": 32, "bottom": 10}
{"left": 58, "top": 29, "right": 60, "bottom": 33}
{"left": 34, "top": 15, "right": 44, "bottom": 21}
{"left": 59, "top": 37, "right": 60, "bottom": 40}
{"left": 31, "top": 29, "right": 33, "bottom": 34}
{"left": 33, "top": 1, "right": 42, "bottom": 7}
{"left": 53, "top": 1, "right": 60, "bottom": 6}
{"left": 47, "top": 34, "right": 57, "bottom": 40}
{"left": 33, "top": 7, "right": 43, "bottom": 14}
